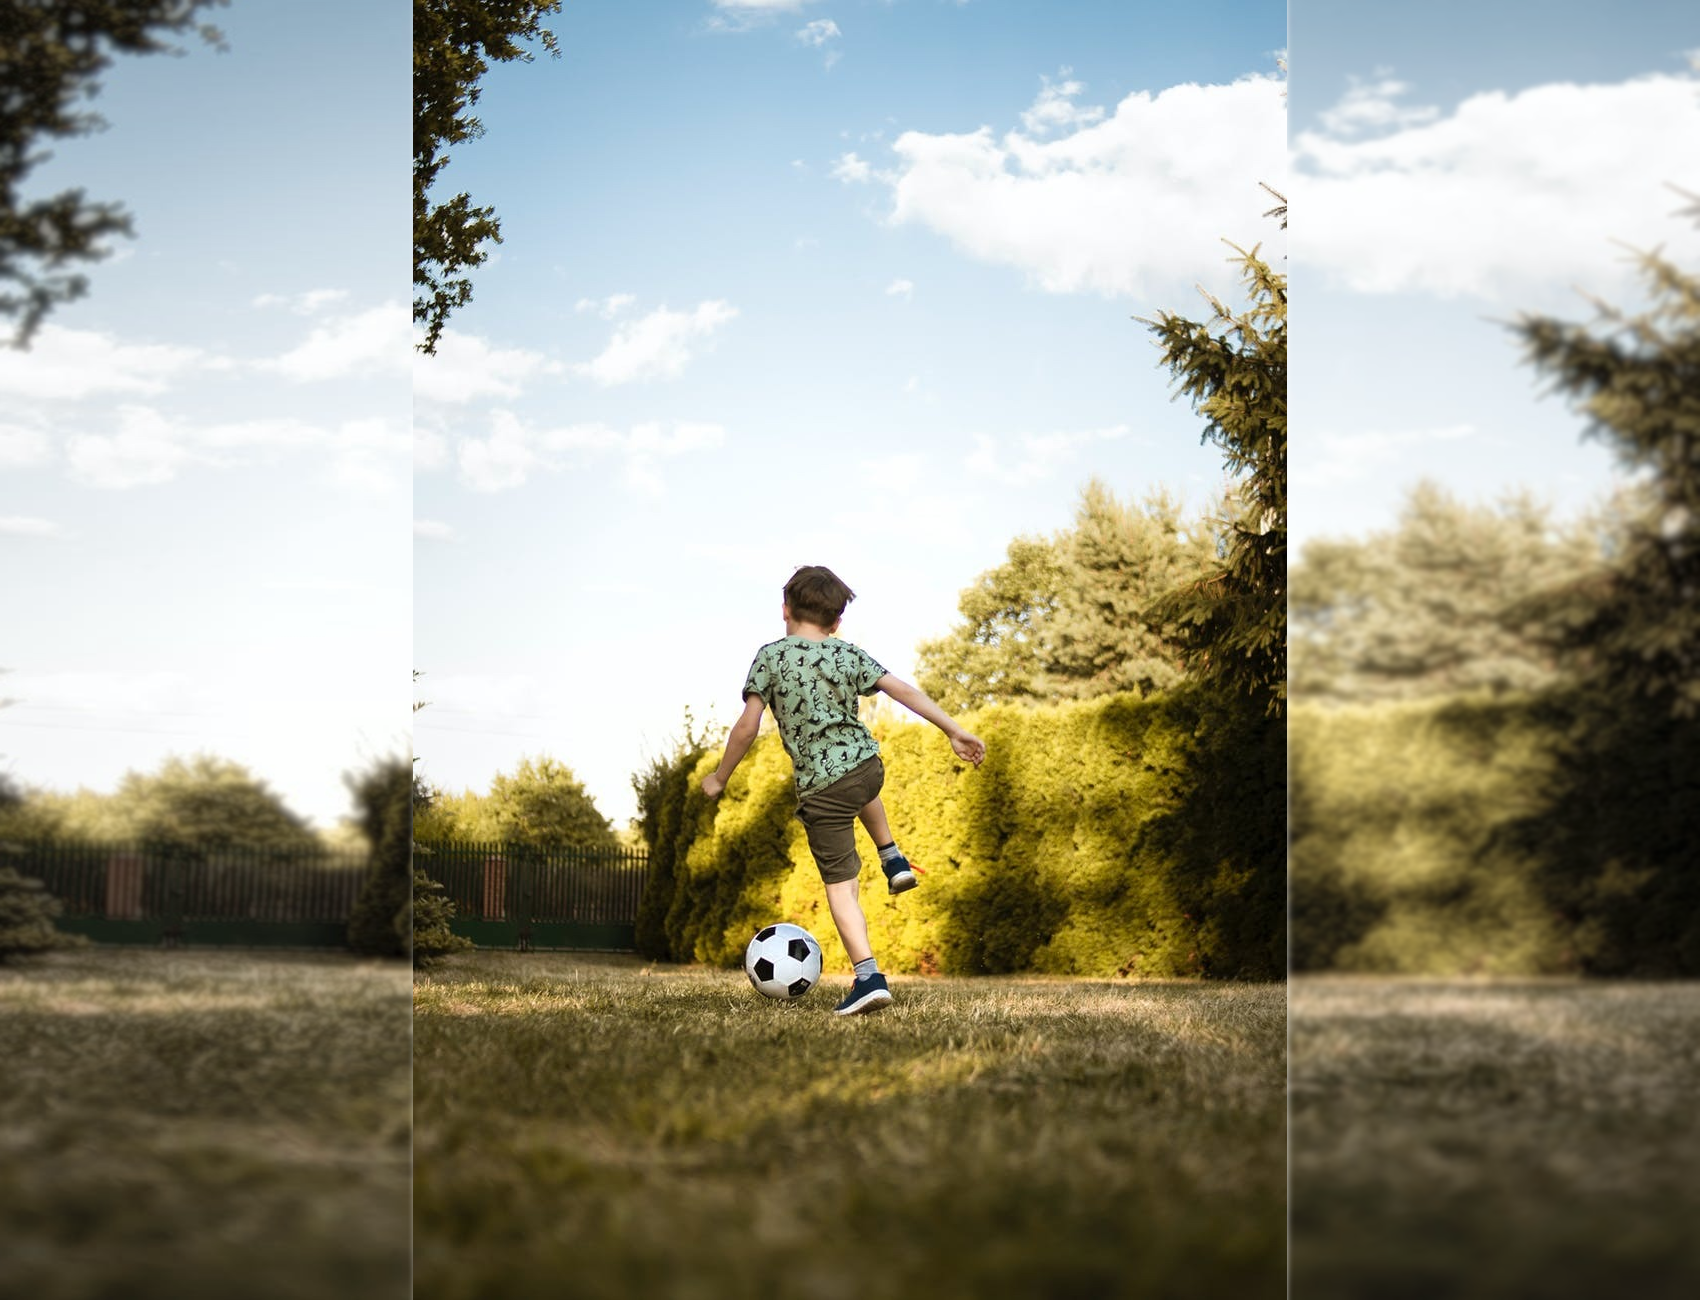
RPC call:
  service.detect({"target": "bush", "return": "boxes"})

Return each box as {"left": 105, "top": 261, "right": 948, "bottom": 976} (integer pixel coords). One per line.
{"left": 635, "top": 688, "right": 1283, "bottom": 979}
{"left": 0, "top": 863, "right": 87, "bottom": 960}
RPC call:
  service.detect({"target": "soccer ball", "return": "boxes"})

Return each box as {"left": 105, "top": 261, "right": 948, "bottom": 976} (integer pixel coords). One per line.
{"left": 744, "top": 923, "right": 823, "bottom": 1000}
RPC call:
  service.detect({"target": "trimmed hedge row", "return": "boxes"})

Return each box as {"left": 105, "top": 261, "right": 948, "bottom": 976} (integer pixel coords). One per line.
{"left": 1290, "top": 696, "right": 1700, "bottom": 976}
{"left": 635, "top": 688, "right": 1284, "bottom": 979}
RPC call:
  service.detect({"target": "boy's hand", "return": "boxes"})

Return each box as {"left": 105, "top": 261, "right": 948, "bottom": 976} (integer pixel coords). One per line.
{"left": 950, "top": 730, "right": 986, "bottom": 767}
{"left": 701, "top": 773, "right": 727, "bottom": 798}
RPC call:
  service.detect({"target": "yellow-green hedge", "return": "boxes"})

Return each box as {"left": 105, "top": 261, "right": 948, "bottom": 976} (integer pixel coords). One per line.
{"left": 1290, "top": 695, "right": 1700, "bottom": 976}
{"left": 636, "top": 689, "right": 1284, "bottom": 979}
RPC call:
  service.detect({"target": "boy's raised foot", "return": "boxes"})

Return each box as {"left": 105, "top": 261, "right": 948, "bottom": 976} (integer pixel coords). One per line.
{"left": 834, "top": 972, "right": 892, "bottom": 1015}
{"left": 883, "top": 855, "right": 919, "bottom": 896}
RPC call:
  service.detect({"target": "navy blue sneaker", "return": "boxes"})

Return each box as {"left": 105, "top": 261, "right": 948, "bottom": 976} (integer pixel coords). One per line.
{"left": 834, "top": 972, "right": 893, "bottom": 1016}
{"left": 882, "top": 855, "right": 918, "bottom": 896}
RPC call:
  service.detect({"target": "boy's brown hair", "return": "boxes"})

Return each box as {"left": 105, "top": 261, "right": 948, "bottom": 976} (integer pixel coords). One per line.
{"left": 784, "top": 565, "right": 856, "bottom": 629}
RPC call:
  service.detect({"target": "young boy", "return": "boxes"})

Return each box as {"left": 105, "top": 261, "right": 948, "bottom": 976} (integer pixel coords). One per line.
{"left": 701, "top": 565, "right": 986, "bottom": 1015}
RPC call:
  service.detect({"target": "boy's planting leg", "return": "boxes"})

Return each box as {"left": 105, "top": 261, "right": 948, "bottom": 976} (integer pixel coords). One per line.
{"left": 858, "top": 796, "right": 918, "bottom": 895}
{"left": 824, "top": 876, "right": 892, "bottom": 1016}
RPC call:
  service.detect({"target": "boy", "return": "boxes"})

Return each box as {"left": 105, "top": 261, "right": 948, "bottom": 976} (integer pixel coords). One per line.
{"left": 701, "top": 565, "right": 986, "bottom": 1015}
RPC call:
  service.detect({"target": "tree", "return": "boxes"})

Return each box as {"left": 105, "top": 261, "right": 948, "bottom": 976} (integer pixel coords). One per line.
{"left": 1511, "top": 197, "right": 1700, "bottom": 717}
{"left": 419, "top": 755, "right": 617, "bottom": 849}
{"left": 915, "top": 480, "right": 1219, "bottom": 712}
{"left": 26, "top": 755, "right": 320, "bottom": 847}
{"left": 414, "top": 0, "right": 561, "bottom": 354}
{"left": 0, "top": 773, "right": 85, "bottom": 959}
{"left": 345, "top": 756, "right": 412, "bottom": 959}
{"left": 1290, "top": 480, "right": 1612, "bottom": 702}
{"left": 0, "top": 1, "right": 225, "bottom": 347}
{"left": 1141, "top": 236, "right": 1287, "bottom": 715}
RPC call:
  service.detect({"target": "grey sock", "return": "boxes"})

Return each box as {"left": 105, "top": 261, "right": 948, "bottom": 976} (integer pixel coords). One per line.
{"left": 876, "top": 842, "right": 904, "bottom": 864}
{"left": 853, "top": 957, "right": 879, "bottom": 979}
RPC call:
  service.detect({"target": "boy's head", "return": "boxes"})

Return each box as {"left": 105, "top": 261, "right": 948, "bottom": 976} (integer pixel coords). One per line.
{"left": 783, "top": 565, "right": 855, "bottom": 631}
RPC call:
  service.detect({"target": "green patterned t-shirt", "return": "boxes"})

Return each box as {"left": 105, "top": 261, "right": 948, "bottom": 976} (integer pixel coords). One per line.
{"left": 742, "top": 635, "right": 888, "bottom": 796}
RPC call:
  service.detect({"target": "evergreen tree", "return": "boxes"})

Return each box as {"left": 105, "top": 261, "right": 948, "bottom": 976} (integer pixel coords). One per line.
{"left": 414, "top": 0, "right": 561, "bottom": 353}
{"left": 1291, "top": 480, "right": 1611, "bottom": 702}
{"left": 0, "top": 1, "right": 225, "bottom": 346}
{"left": 1511, "top": 198, "right": 1700, "bottom": 717}
{"left": 0, "top": 775, "right": 84, "bottom": 959}
{"left": 409, "top": 771, "right": 469, "bottom": 966}
{"left": 345, "top": 757, "right": 412, "bottom": 960}
{"left": 916, "top": 480, "right": 1217, "bottom": 712}
{"left": 1141, "top": 238, "right": 1287, "bottom": 714}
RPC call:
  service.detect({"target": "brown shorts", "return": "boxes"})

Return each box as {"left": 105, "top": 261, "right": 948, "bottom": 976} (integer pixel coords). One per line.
{"left": 795, "top": 756, "right": 884, "bottom": 884}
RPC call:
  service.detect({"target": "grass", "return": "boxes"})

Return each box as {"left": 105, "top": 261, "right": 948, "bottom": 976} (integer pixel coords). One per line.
{"left": 0, "top": 947, "right": 412, "bottom": 1300}
{"left": 1291, "top": 978, "right": 1700, "bottom": 1300}
{"left": 413, "top": 952, "right": 1285, "bottom": 1300}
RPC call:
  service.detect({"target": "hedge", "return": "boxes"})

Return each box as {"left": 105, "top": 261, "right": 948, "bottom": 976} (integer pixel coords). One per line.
{"left": 635, "top": 688, "right": 1284, "bottom": 980}
{"left": 1290, "top": 695, "right": 1700, "bottom": 976}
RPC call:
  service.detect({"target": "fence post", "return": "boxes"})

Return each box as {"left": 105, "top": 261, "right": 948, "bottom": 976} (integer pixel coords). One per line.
{"left": 513, "top": 843, "right": 535, "bottom": 953}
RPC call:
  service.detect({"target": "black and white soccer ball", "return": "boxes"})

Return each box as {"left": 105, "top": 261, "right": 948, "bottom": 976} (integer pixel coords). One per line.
{"left": 744, "top": 922, "right": 823, "bottom": 1000}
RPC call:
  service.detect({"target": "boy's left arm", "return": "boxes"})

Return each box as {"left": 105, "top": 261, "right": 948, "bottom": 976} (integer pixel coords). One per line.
{"left": 874, "top": 674, "right": 986, "bottom": 766}
{"left": 701, "top": 694, "right": 767, "bottom": 798}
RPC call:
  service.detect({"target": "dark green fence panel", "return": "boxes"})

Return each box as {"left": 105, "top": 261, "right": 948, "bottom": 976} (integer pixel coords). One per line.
{"left": 8, "top": 841, "right": 370, "bottom": 948}
{"left": 416, "top": 841, "right": 648, "bottom": 952}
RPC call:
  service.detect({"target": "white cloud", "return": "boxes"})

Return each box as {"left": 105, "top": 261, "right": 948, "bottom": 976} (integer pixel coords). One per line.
{"left": 62, "top": 405, "right": 407, "bottom": 493}
{"left": 455, "top": 412, "right": 725, "bottom": 493}
{"left": 1294, "top": 70, "right": 1700, "bottom": 301}
{"left": 65, "top": 406, "right": 195, "bottom": 488}
{"left": 831, "top": 152, "right": 874, "bottom": 184}
{"left": 0, "top": 423, "right": 52, "bottom": 468}
{"left": 885, "top": 278, "right": 915, "bottom": 299}
{"left": 1019, "top": 68, "right": 1106, "bottom": 136}
{"left": 0, "top": 325, "right": 210, "bottom": 400}
{"left": 797, "top": 18, "right": 839, "bottom": 47}
{"left": 574, "top": 301, "right": 738, "bottom": 386}
{"left": 415, "top": 518, "right": 457, "bottom": 541}
{"left": 251, "top": 288, "right": 351, "bottom": 315}
{"left": 1292, "top": 424, "right": 1475, "bottom": 489}
{"left": 414, "top": 329, "right": 553, "bottom": 403}
{"left": 0, "top": 516, "right": 65, "bottom": 538}
{"left": 869, "top": 71, "right": 1285, "bottom": 300}
{"left": 966, "top": 425, "right": 1131, "bottom": 487}
{"left": 263, "top": 302, "right": 411, "bottom": 381}
{"left": 414, "top": 426, "right": 449, "bottom": 472}
{"left": 574, "top": 293, "right": 637, "bottom": 319}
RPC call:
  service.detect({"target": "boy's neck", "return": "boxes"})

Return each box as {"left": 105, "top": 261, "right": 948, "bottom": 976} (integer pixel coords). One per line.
{"left": 785, "top": 618, "right": 835, "bottom": 641}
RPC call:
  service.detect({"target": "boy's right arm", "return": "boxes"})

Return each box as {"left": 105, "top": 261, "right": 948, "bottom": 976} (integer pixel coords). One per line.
{"left": 701, "top": 694, "right": 767, "bottom": 798}
{"left": 875, "top": 674, "right": 986, "bottom": 767}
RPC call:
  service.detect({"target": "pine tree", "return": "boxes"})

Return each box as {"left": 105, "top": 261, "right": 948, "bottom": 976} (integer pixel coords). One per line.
{"left": 1511, "top": 197, "right": 1700, "bottom": 717}
{"left": 1141, "top": 238, "right": 1287, "bottom": 715}
{"left": 0, "top": 865, "right": 87, "bottom": 961}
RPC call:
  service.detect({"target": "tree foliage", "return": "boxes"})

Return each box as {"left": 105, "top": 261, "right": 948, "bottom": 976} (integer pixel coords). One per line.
{"left": 1511, "top": 203, "right": 1700, "bottom": 717}
{"left": 20, "top": 755, "right": 320, "bottom": 848}
{"left": 420, "top": 755, "right": 617, "bottom": 850}
{"left": 346, "top": 756, "right": 413, "bottom": 959}
{"left": 1141, "top": 241, "right": 1287, "bottom": 714}
{"left": 1291, "top": 480, "right": 1614, "bottom": 702}
{"left": 0, "top": 0, "right": 225, "bottom": 347}
{"left": 414, "top": 0, "right": 560, "bottom": 353}
{"left": 915, "top": 480, "right": 1219, "bottom": 713}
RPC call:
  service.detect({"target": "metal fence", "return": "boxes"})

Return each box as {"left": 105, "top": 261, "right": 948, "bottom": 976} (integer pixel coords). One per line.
{"left": 5, "top": 840, "right": 371, "bottom": 948}
{"left": 415, "top": 841, "right": 648, "bottom": 951}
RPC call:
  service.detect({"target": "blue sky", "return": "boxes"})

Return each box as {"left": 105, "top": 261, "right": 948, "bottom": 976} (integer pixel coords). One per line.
{"left": 1290, "top": 0, "right": 1700, "bottom": 556}
{"left": 0, "top": 1, "right": 409, "bottom": 828}
{"left": 413, "top": 0, "right": 1287, "bottom": 825}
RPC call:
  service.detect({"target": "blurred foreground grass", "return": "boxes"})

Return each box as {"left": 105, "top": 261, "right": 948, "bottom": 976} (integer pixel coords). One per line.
{"left": 1292, "top": 979, "right": 1700, "bottom": 1299}
{"left": 0, "top": 948, "right": 411, "bottom": 1300}
{"left": 414, "top": 952, "right": 1285, "bottom": 1300}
